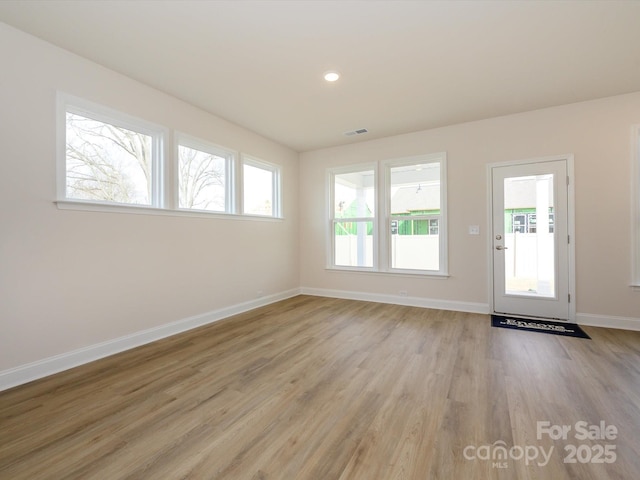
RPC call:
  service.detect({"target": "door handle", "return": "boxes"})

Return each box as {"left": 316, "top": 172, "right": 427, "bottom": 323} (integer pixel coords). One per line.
{"left": 496, "top": 245, "right": 508, "bottom": 250}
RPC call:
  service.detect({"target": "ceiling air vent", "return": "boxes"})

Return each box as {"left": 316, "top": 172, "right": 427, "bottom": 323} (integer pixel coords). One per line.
{"left": 344, "top": 128, "right": 369, "bottom": 137}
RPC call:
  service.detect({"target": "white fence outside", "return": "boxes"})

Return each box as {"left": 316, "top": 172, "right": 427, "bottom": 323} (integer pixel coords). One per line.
{"left": 335, "top": 235, "right": 439, "bottom": 270}
{"left": 504, "top": 233, "right": 554, "bottom": 295}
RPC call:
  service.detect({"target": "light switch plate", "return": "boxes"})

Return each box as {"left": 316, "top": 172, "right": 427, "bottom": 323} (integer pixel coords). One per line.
{"left": 469, "top": 225, "right": 480, "bottom": 235}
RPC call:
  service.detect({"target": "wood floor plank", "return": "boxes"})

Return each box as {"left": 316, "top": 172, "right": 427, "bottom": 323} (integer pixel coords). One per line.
{"left": 1, "top": 295, "right": 639, "bottom": 479}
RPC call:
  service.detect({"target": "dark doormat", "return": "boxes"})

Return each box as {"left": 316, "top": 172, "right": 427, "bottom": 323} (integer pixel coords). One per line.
{"left": 491, "top": 315, "right": 591, "bottom": 339}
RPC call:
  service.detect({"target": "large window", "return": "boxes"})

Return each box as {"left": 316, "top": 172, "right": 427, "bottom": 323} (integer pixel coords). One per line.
{"left": 332, "top": 167, "right": 376, "bottom": 268}
{"left": 329, "top": 153, "right": 447, "bottom": 275}
{"left": 58, "top": 95, "right": 282, "bottom": 219}
{"left": 388, "top": 160, "right": 444, "bottom": 272}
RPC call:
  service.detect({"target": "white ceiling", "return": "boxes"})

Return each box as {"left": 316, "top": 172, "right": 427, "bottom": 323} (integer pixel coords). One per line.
{"left": 1, "top": 1, "right": 640, "bottom": 152}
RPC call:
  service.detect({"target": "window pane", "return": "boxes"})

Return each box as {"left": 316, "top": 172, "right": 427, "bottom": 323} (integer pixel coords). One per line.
{"left": 334, "top": 221, "right": 373, "bottom": 267}
{"left": 390, "top": 162, "right": 441, "bottom": 271}
{"left": 390, "top": 221, "right": 439, "bottom": 270}
{"left": 178, "top": 145, "right": 226, "bottom": 211}
{"left": 243, "top": 163, "right": 274, "bottom": 215}
{"left": 390, "top": 162, "right": 440, "bottom": 214}
{"left": 503, "top": 174, "right": 555, "bottom": 297}
{"left": 66, "top": 112, "right": 152, "bottom": 205}
{"left": 334, "top": 170, "right": 375, "bottom": 218}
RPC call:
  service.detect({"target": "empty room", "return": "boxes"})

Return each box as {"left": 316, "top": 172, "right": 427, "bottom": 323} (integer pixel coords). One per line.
{"left": 1, "top": 1, "right": 640, "bottom": 479}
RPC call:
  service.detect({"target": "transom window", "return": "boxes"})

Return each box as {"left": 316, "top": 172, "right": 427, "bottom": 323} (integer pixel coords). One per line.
{"left": 64, "top": 108, "right": 162, "bottom": 206}
{"left": 58, "top": 94, "right": 282, "bottom": 219}
{"left": 242, "top": 156, "right": 281, "bottom": 217}
{"left": 177, "top": 136, "right": 233, "bottom": 213}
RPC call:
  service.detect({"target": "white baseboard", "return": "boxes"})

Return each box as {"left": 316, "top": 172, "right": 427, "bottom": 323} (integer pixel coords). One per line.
{"left": 4, "top": 288, "right": 636, "bottom": 392}
{"left": 300, "top": 288, "right": 640, "bottom": 331}
{"left": 300, "top": 287, "right": 490, "bottom": 314}
{"left": 0, "top": 288, "right": 301, "bottom": 392}
{"left": 576, "top": 312, "right": 640, "bottom": 331}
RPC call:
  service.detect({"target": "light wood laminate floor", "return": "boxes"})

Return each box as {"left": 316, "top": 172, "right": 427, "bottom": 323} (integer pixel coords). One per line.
{"left": 1, "top": 295, "right": 639, "bottom": 479}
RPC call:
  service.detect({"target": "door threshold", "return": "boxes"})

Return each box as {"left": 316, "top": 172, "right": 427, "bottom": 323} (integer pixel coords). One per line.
{"left": 492, "top": 312, "right": 572, "bottom": 323}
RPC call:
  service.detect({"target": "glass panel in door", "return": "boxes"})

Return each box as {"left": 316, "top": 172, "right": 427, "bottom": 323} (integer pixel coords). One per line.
{"left": 503, "top": 174, "right": 555, "bottom": 298}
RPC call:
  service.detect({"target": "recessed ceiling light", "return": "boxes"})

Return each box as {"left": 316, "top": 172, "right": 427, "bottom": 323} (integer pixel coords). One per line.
{"left": 324, "top": 71, "right": 340, "bottom": 82}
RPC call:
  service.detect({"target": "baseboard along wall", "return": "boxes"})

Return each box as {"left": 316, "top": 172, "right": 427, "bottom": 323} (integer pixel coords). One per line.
{"left": 0, "top": 289, "right": 300, "bottom": 392}
{"left": 1, "top": 287, "right": 638, "bottom": 392}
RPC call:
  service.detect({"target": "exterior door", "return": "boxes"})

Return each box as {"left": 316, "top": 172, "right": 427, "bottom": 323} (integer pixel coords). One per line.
{"left": 491, "top": 158, "right": 572, "bottom": 320}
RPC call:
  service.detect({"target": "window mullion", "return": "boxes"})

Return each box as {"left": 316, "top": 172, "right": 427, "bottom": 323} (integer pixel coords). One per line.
{"left": 439, "top": 156, "right": 448, "bottom": 275}
{"left": 633, "top": 125, "right": 640, "bottom": 285}
{"left": 378, "top": 162, "right": 389, "bottom": 272}
{"left": 157, "top": 131, "right": 170, "bottom": 209}
{"left": 226, "top": 155, "right": 234, "bottom": 214}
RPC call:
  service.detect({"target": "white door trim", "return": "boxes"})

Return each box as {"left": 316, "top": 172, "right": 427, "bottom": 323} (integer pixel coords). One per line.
{"left": 487, "top": 154, "right": 576, "bottom": 321}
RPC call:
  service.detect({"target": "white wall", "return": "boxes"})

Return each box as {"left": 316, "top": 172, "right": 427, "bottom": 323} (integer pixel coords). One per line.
{"left": 2, "top": 21, "right": 640, "bottom": 388}
{"left": 0, "top": 24, "right": 299, "bottom": 374}
{"left": 300, "top": 92, "right": 640, "bottom": 324}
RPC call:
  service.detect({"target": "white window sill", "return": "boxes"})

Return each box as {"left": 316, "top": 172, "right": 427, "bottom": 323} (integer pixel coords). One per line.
{"left": 326, "top": 267, "right": 450, "bottom": 279}
{"left": 55, "top": 200, "right": 284, "bottom": 221}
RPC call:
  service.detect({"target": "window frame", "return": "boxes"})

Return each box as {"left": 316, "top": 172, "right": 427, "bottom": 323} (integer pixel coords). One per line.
{"left": 56, "top": 93, "right": 284, "bottom": 221}
{"left": 175, "top": 133, "right": 235, "bottom": 214}
{"left": 327, "top": 153, "right": 448, "bottom": 277}
{"left": 240, "top": 154, "right": 282, "bottom": 218}
{"left": 383, "top": 153, "right": 448, "bottom": 275}
{"left": 58, "top": 94, "right": 166, "bottom": 208}
{"left": 632, "top": 125, "right": 640, "bottom": 287}
{"left": 328, "top": 163, "right": 378, "bottom": 271}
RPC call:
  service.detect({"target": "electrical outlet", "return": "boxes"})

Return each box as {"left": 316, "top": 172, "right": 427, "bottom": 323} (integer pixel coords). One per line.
{"left": 469, "top": 225, "right": 480, "bottom": 235}
{"left": 399, "top": 290, "right": 408, "bottom": 297}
